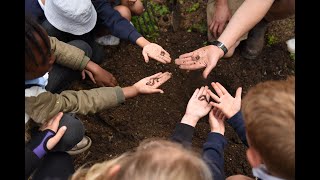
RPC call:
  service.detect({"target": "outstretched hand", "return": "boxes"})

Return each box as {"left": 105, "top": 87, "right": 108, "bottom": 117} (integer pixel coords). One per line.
{"left": 175, "top": 45, "right": 222, "bottom": 78}
{"left": 84, "top": 61, "right": 118, "bottom": 87}
{"left": 133, "top": 72, "right": 172, "bottom": 94}
{"left": 207, "top": 82, "right": 242, "bottom": 119}
{"left": 142, "top": 43, "right": 171, "bottom": 64}
{"left": 181, "top": 86, "right": 212, "bottom": 127}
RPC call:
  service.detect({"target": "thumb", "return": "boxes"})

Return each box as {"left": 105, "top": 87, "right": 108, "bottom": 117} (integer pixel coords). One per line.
{"left": 142, "top": 51, "right": 149, "bottom": 63}
{"left": 202, "top": 63, "right": 215, "bottom": 79}
{"left": 235, "top": 87, "right": 242, "bottom": 100}
{"left": 151, "top": 88, "right": 164, "bottom": 94}
{"left": 46, "top": 126, "right": 67, "bottom": 150}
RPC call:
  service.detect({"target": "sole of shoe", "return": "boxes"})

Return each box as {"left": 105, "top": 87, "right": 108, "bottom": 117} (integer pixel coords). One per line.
{"left": 67, "top": 136, "right": 92, "bottom": 155}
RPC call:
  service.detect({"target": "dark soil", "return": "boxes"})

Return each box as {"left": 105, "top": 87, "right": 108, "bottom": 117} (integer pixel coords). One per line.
{"left": 70, "top": 1, "right": 295, "bottom": 178}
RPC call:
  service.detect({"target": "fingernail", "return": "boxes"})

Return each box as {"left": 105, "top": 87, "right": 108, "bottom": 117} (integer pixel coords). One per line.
{"left": 61, "top": 126, "right": 67, "bottom": 131}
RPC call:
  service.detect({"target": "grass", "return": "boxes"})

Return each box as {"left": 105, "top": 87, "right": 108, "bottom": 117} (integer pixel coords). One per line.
{"left": 266, "top": 34, "right": 279, "bottom": 46}
{"left": 186, "top": 2, "right": 200, "bottom": 13}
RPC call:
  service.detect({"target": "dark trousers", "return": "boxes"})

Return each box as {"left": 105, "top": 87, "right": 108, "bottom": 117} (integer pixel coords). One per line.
{"left": 42, "top": 20, "right": 105, "bottom": 64}
{"left": 32, "top": 152, "right": 74, "bottom": 180}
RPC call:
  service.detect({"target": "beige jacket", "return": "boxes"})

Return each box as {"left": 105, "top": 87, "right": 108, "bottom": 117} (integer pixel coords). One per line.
{"left": 25, "top": 36, "right": 126, "bottom": 124}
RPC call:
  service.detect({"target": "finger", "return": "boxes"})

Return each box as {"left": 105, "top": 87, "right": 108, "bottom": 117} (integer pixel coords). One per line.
{"left": 205, "top": 87, "right": 210, "bottom": 101}
{"left": 50, "top": 112, "right": 64, "bottom": 131}
{"left": 142, "top": 51, "right": 149, "bottom": 63}
{"left": 46, "top": 126, "right": 67, "bottom": 150}
{"left": 197, "top": 86, "right": 205, "bottom": 98}
{"left": 153, "top": 56, "right": 167, "bottom": 64}
{"left": 213, "top": 24, "right": 219, "bottom": 39}
{"left": 87, "top": 72, "right": 96, "bottom": 84}
{"left": 161, "top": 49, "right": 171, "bottom": 57}
{"left": 175, "top": 57, "right": 193, "bottom": 65}
{"left": 210, "top": 101, "right": 223, "bottom": 110}
{"left": 179, "top": 52, "right": 194, "bottom": 59}
{"left": 209, "top": 20, "right": 215, "bottom": 32}
{"left": 216, "top": 109, "right": 222, "bottom": 119}
{"left": 149, "top": 88, "right": 164, "bottom": 94}
{"left": 218, "top": 110, "right": 224, "bottom": 120}
{"left": 154, "top": 73, "right": 172, "bottom": 87}
{"left": 218, "top": 22, "right": 225, "bottom": 36}
{"left": 81, "top": 71, "right": 85, "bottom": 80}
{"left": 235, "top": 87, "right": 242, "bottom": 100}
{"left": 112, "top": 77, "right": 118, "bottom": 86}
{"left": 191, "top": 88, "right": 200, "bottom": 99}
{"left": 149, "top": 72, "right": 163, "bottom": 79}
{"left": 179, "top": 63, "right": 206, "bottom": 70}
{"left": 215, "top": 82, "right": 228, "bottom": 95}
{"left": 211, "top": 82, "right": 224, "bottom": 97}
{"left": 159, "top": 55, "right": 171, "bottom": 63}
{"left": 202, "top": 63, "right": 215, "bottom": 79}
{"left": 207, "top": 90, "right": 220, "bottom": 102}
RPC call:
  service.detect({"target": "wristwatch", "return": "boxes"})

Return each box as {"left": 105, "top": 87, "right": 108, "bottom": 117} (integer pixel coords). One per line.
{"left": 208, "top": 40, "right": 228, "bottom": 56}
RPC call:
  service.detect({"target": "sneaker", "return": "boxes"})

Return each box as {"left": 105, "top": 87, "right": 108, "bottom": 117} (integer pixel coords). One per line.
{"left": 95, "top": 35, "right": 120, "bottom": 46}
{"left": 67, "top": 135, "right": 92, "bottom": 155}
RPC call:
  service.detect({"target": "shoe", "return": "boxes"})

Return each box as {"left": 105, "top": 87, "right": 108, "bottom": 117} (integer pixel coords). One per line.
{"left": 67, "top": 135, "right": 92, "bottom": 155}
{"left": 241, "top": 19, "right": 269, "bottom": 60}
{"left": 95, "top": 35, "right": 120, "bottom": 46}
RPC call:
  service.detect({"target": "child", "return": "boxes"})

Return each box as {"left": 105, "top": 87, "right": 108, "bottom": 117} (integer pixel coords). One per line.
{"left": 25, "top": 16, "right": 172, "bottom": 178}
{"left": 207, "top": 77, "right": 295, "bottom": 180}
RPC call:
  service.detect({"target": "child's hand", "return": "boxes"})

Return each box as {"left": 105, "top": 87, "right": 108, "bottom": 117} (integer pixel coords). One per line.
{"left": 142, "top": 43, "right": 171, "bottom": 64}
{"left": 128, "top": 0, "right": 137, "bottom": 6}
{"left": 133, "top": 72, "right": 172, "bottom": 94}
{"left": 207, "top": 82, "right": 242, "bottom": 119}
{"left": 208, "top": 107, "right": 226, "bottom": 135}
{"left": 181, "top": 86, "right": 212, "bottom": 127}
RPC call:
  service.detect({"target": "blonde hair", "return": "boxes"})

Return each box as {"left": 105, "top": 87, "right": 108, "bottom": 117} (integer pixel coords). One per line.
{"left": 242, "top": 76, "right": 295, "bottom": 180}
{"left": 71, "top": 138, "right": 213, "bottom": 180}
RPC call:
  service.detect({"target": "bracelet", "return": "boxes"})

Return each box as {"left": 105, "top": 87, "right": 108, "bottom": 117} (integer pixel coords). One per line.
{"left": 208, "top": 40, "right": 228, "bottom": 56}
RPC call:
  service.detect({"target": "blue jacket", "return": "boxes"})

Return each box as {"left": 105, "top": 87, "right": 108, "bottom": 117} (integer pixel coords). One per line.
{"left": 170, "top": 111, "right": 248, "bottom": 180}
{"left": 25, "top": 0, "right": 142, "bottom": 44}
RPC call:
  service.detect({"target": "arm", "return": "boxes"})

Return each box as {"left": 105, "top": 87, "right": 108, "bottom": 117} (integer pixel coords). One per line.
{"left": 26, "top": 72, "right": 172, "bottom": 124}
{"left": 171, "top": 86, "right": 212, "bottom": 147}
{"left": 227, "top": 111, "right": 248, "bottom": 147}
{"left": 92, "top": 0, "right": 142, "bottom": 44}
{"left": 202, "top": 107, "right": 227, "bottom": 180}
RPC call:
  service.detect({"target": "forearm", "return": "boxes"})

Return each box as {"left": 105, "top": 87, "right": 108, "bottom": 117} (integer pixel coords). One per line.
{"left": 136, "top": 37, "right": 150, "bottom": 48}
{"left": 25, "top": 87, "right": 125, "bottom": 124}
{"left": 122, "top": 86, "right": 139, "bottom": 99}
{"left": 170, "top": 123, "right": 195, "bottom": 148}
{"left": 215, "top": 0, "right": 228, "bottom": 6}
{"left": 180, "top": 114, "right": 199, "bottom": 127}
{"left": 217, "top": 0, "right": 274, "bottom": 50}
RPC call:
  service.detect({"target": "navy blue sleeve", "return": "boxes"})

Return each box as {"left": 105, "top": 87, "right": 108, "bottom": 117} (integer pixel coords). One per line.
{"left": 25, "top": 0, "right": 46, "bottom": 24}
{"left": 170, "top": 123, "right": 195, "bottom": 148}
{"left": 227, "top": 111, "right": 248, "bottom": 147}
{"left": 92, "top": 0, "right": 142, "bottom": 44}
{"left": 202, "top": 132, "right": 227, "bottom": 180}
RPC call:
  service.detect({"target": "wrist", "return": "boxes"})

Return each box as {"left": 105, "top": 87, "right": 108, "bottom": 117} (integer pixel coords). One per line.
{"left": 208, "top": 40, "right": 228, "bottom": 57}
{"left": 181, "top": 114, "right": 200, "bottom": 127}
{"left": 136, "top": 37, "right": 150, "bottom": 48}
{"left": 85, "top": 61, "right": 98, "bottom": 72}
{"left": 211, "top": 128, "right": 224, "bottom": 135}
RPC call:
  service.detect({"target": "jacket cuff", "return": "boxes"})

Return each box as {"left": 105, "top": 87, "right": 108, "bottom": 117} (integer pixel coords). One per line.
{"left": 115, "top": 86, "right": 125, "bottom": 104}
{"left": 206, "top": 132, "right": 227, "bottom": 149}
{"left": 227, "top": 111, "right": 243, "bottom": 127}
{"left": 128, "top": 30, "right": 142, "bottom": 44}
{"left": 79, "top": 56, "right": 90, "bottom": 70}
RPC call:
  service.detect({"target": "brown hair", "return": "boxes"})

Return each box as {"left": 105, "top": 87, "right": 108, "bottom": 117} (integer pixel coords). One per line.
{"left": 242, "top": 76, "right": 295, "bottom": 180}
{"left": 71, "top": 138, "right": 213, "bottom": 180}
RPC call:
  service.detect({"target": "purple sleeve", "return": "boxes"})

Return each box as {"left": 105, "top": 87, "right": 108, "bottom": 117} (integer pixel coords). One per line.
{"left": 32, "top": 130, "right": 55, "bottom": 158}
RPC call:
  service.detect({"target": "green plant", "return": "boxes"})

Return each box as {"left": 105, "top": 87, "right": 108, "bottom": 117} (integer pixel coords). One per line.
{"left": 189, "top": 22, "right": 207, "bottom": 34}
{"left": 151, "top": 1, "right": 169, "bottom": 16}
{"left": 266, "top": 34, "right": 278, "bottom": 46}
{"left": 186, "top": 2, "right": 200, "bottom": 13}
{"left": 290, "top": 53, "right": 295, "bottom": 61}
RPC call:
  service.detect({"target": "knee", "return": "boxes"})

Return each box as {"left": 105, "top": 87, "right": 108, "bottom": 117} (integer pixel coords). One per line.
{"left": 130, "top": 0, "right": 144, "bottom": 16}
{"left": 67, "top": 40, "right": 93, "bottom": 58}
{"left": 56, "top": 114, "right": 85, "bottom": 150}
{"left": 114, "top": 5, "right": 132, "bottom": 21}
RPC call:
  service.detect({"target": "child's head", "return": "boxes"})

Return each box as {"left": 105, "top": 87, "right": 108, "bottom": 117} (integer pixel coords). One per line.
{"left": 242, "top": 76, "right": 295, "bottom": 179}
{"left": 72, "top": 138, "right": 212, "bottom": 180}
{"left": 25, "top": 16, "right": 55, "bottom": 80}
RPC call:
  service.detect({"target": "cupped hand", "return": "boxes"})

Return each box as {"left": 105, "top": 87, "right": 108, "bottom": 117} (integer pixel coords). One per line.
{"left": 39, "top": 112, "right": 67, "bottom": 151}
{"left": 208, "top": 107, "right": 226, "bottom": 135}
{"left": 142, "top": 43, "right": 171, "bottom": 64}
{"left": 185, "top": 86, "right": 212, "bottom": 120}
{"left": 207, "top": 82, "right": 242, "bottom": 119}
{"left": 175, "top": 45, "right": 221, "bottom": 78}
{"left": 133, "top": 72, "right": 172, "bottom": 94}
